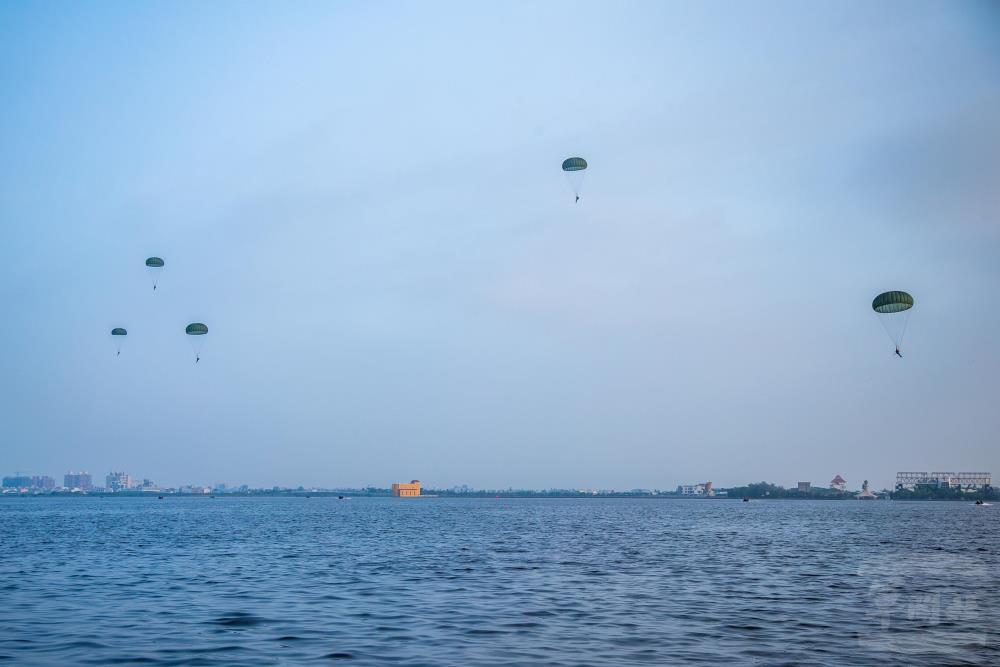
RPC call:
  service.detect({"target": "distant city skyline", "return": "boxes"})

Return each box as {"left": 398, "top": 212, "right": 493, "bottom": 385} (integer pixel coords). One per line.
{"left": 3, "top": 2, "right": 998, "bottom": 491}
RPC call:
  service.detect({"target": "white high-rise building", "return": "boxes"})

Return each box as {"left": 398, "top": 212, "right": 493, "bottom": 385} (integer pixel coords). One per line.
{"left": 677, "top": 483, "right": 713, "bottom": 496}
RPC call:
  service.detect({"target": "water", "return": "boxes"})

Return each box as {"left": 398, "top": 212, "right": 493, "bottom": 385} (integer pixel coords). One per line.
{"left": 1, "top": 497, "right": 997, "bottom": 666}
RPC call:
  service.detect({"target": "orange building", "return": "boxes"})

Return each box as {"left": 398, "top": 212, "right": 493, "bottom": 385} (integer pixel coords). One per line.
{"left": 391, "top": 480, "right": 421, "bottom": 497}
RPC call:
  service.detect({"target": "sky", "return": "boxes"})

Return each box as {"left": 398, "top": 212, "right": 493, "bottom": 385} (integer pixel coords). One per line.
{"left": 2, "top": 1, "right": 999, "bottom": 491}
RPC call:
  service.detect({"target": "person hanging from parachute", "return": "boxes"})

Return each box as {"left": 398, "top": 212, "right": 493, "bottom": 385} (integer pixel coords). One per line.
{"left": 561, "top": 157, "right": 587, "bottom": 203}
{"left": 111, "top": 327, "right": 127, "bottom": 357}
{"left": 185, "top": 323, "right": 208, "bottom": 363}
{"left": 145, "top": 257, "right": 164, "bottom": 291}
{"left": 872, "top": 291, "right": 913, "bottom": 358}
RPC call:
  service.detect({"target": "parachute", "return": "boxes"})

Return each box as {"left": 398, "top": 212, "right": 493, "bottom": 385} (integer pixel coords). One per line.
{"left": 145, "top": 257, "right": 164, "bottom": 291}
{"left": 872, "top": 291, "right": 913, "bottom": 354}
{"left": 111, "top": 327, "right": 127, "bottom": 357}
{"left": 561, "top": 157, "right": 587, "bottom": 202}
{"left": 185, "top": 323, "right": 208, "bottom": 362}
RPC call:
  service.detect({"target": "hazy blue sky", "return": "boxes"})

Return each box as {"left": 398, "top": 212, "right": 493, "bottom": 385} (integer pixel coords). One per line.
{"left": 2, "top": 1, "right": 998, "bottom": 490}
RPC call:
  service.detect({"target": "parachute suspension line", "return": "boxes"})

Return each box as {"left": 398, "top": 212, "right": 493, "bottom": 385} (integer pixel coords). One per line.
{"left": 878, "top": 309, "right": 912, "bottom": 351}
{"left": 566, "top": 170, "right": 586, "bottom": 199}
{"left": 898, "top": 310, "right": 912, "bottom": 351}
{"left": 878, "top": 315, "right": 893, "bottom": 347}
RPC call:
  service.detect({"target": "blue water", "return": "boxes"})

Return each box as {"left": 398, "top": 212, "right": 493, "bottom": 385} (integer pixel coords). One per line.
{"left": 1, "top": 497, "right": 997, "bottom": 665}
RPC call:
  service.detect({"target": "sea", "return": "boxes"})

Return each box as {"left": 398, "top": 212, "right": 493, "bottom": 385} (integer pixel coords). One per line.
{"left": 1, "top": 497, "right": 997, "bottom": 666}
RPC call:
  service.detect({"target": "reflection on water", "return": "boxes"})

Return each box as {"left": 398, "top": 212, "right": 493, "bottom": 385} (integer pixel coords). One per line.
{"left": 1, "top": 497, "right": 997, "bottom": 665}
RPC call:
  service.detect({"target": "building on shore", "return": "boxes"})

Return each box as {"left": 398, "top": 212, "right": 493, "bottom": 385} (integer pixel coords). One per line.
{"left": 2, "top": 475, "right": 55, "bottom": 491}
{"left": 677, "top": 482, "right": 713, "bottom": 496}
{"left": 391, "top": 480, "right": 421, "bottom": 497}
{"left": 895, "top": 472, "right": 991, "bottom": 492}
{"left": 830, "top": 475, "right": 847, "bottom": 491}
{"left": 797, "top": 482, "right": 811, "bottom": 492}
{"left": 1, "top": 476, "right": 25, "bottom": 489}
{"left": 64, "top": 472, "right": 93, "bottom": 490}
{"left": 137, "top": 479, "right": 160, "bottom": 492}
{"left": 105, "top": 472, "right": 133, "bottom": 492}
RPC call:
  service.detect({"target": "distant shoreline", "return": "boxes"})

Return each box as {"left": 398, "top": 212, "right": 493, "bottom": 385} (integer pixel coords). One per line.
{"left": 0, "top": 492, "right": 985, "bottom": 501}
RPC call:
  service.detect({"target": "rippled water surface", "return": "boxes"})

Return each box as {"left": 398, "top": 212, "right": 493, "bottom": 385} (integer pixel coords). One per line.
{"left": 1, "top": 497, "right": 997, "bottom": 665}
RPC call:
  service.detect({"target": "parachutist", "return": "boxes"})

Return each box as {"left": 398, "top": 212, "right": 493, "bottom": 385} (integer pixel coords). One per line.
{"left": 562, "top": 157, "right": 587, "bottom": 203}
{"left": 146, "top": 257, "right": 164, "bottom": 291}
{"left": 873, "top": 291, "right": 913, "bottom": 359}
{"left": 185, "top": 323, "right": 208, "bottom": 364}
{"left": 110, "top": 328, "right": 127, "bottom": 357}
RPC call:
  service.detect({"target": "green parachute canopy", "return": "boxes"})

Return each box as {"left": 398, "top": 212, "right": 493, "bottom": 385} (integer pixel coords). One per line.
{"left": 145, "top": 257, "right": 164, "bottom": 268}
{"left": 185, "top": 323, "right": 208, "bottom": 335}
{"left": 111, "top": 328, "right": 127, "bottom": 336}
{"left": 561, "top": 157, "right": 587, "bottom": 172}
{"left": 872, "top": 291, "right": 913, "bottom": 314}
